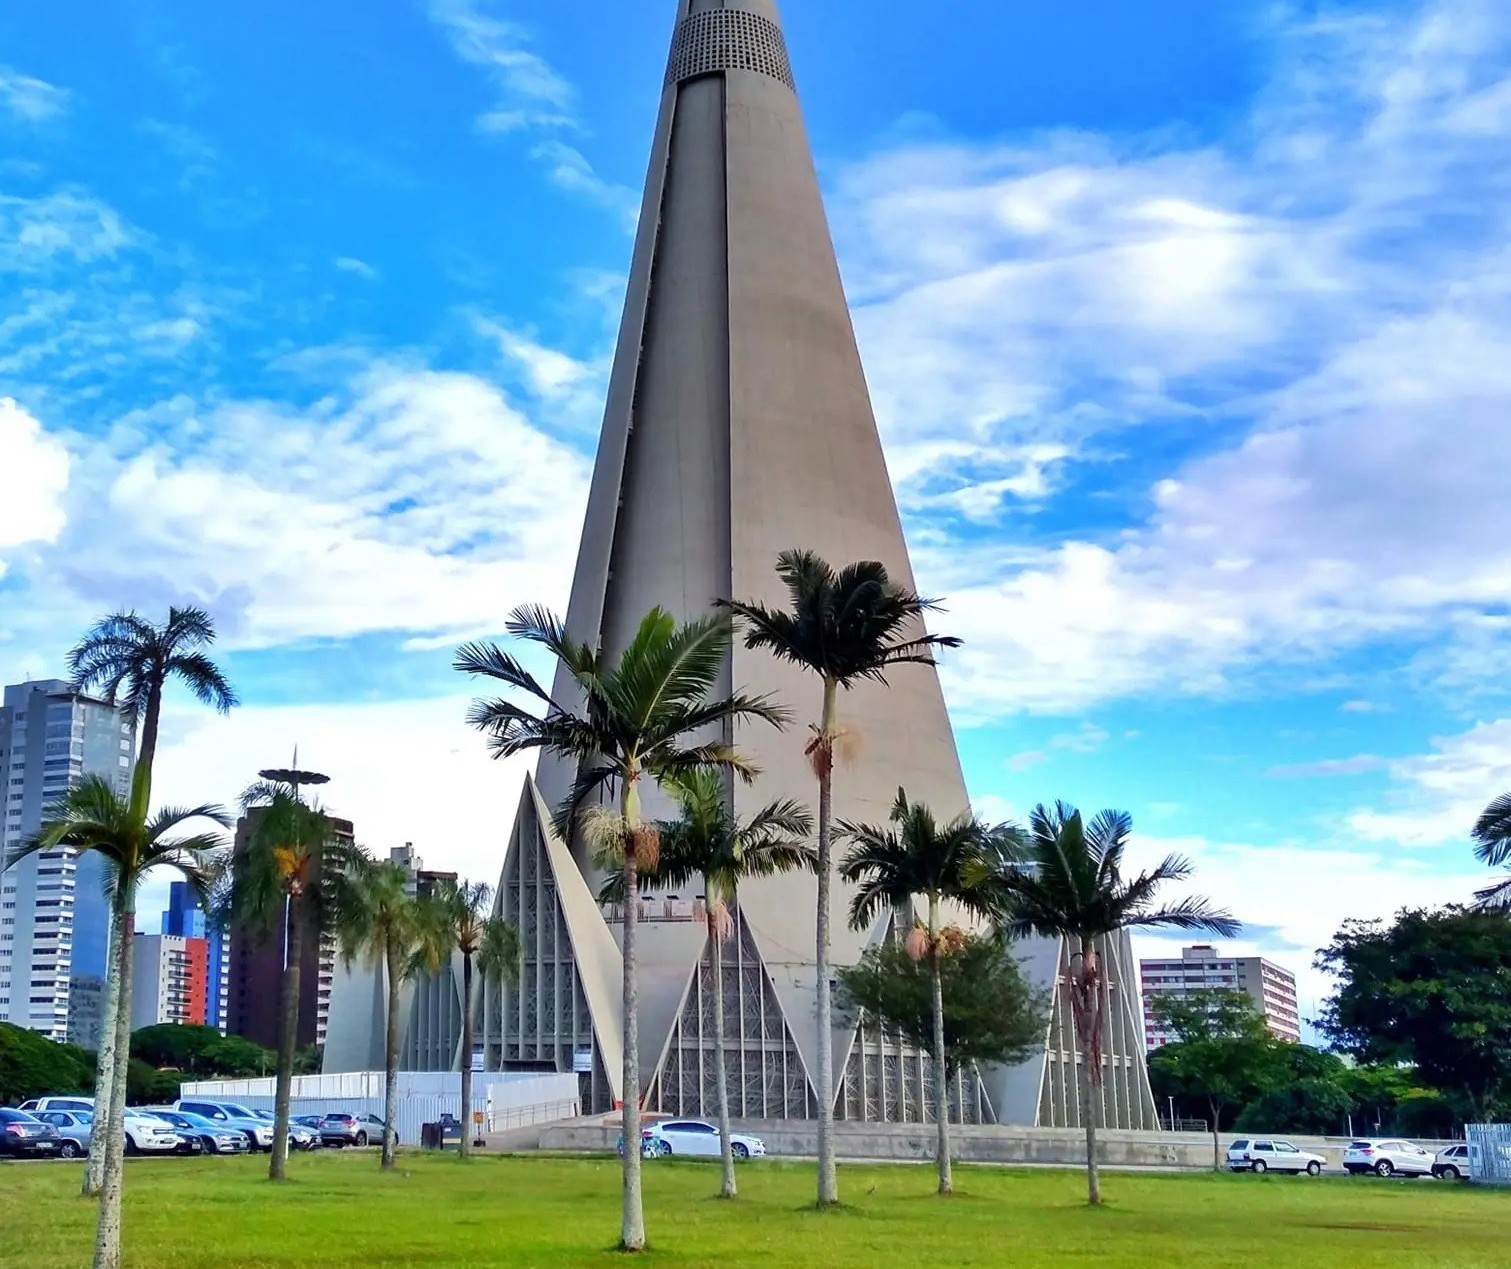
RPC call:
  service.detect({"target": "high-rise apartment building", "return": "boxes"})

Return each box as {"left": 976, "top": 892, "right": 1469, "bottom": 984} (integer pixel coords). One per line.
{"left": 0, "top": 679, "right": 135, "bottom": 1043}
{"left": 1140, "top": 944, "right": 1302, "bottom": 1048}
{"left": 161, "top": 880, "right": 228, "bottom": 1032}
{"left": 131, "top": 933, "right": 209, "bottom": 1029}
{"left": 225, "top": 809, "right": 352, "bottom": 1051}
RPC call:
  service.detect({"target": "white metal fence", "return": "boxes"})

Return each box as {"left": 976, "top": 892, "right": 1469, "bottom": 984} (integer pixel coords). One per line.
{"left": 1466, "top": 1123, "right": 1511, "bottom": 1184}
{"left": 180, "top": 1072, "right": 580, "bottom": 1147}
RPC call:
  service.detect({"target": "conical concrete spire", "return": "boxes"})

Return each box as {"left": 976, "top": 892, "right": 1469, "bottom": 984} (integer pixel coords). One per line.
{"left": 499, "top": 0, "right": 1157, "bottom": 1129}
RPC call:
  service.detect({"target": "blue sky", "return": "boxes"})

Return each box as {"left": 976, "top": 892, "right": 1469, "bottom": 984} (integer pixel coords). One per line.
{"left": 3, "top": 0, "right": 1509, "bottom": 1012}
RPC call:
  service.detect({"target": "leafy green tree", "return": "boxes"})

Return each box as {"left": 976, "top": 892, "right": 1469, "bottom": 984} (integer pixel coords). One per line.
{"left": 1146, "top": 990, "right": 1278, "bottom": 1168}
{"left": 838, "top": 790, "right": 1002, "bottom": 1195}
{"left": 1340, "top": 1063, "right": 1419, "bottom": 1135}
{"left": 457, "top": 605, "right": 784, "bottom": 1250}
{"left": 720, "top": 551, "right": 960, "bottom": 1207}
{"left": 330, "top": 857, "right": 429, "bottom": 1170}
{"left": 8, "top": 776, "right": 226, "bottom": 1269}
{"left": 228, "top": 779, "right": 350, "bottom": 1181}
{"left": 478, "top": 916, "right": 523, "bottom": 1085}
{"left": 1318, "top": 906, "right": 1511, "bottom": 1120}
{"left": 0, "top": 1022, "right": 93, "bottom": 1103}
{"left": 986, "top": 804, "right": 1237, "bottom": 1204}
{"left": 837, "top": 934, "right": 1046, "bottom": 1106}
{"left": 600, "top": 767, "right": 814, "bottom": 1199}
{"left": 420, "top": 879, "right": 520, "bottom": 1160}
{"left": 67, "top": 606, "right": 236, "bottom": 1198}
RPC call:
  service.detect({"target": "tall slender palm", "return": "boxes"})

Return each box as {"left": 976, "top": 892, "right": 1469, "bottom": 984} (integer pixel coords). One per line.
{"left": 229, "top": 780, "right": 347, "bottom": 1181}
{"left": 66, "top": 605, "right": 236, "bottom": 1197}
{"left": 6, "top": 775, "right": 226, "bottom": 1269}
{"left": 421, "top": 879, "right": 521, "bottom": 1158}
{"left": 719, "top": 550, "right": 961, "bottom": 1206}
{"left": 1471, "top": 793, "right": 1511, "bottom": 907}
{"left": 984, "top": 802, "right": 1238, "bottom": 1205}
{"left": 477, "top": 912, "right": 524, "bottom": 1086}
{"left": 331, "top": 857, "right": 431, "bottom": 1170}
{"left": 456, "top": 605, "right": 786, "bottom": 1251}
{"left": 601, "top": 768, "right": 814, "bottom": 1199}
{"left": 838, "top": 790, "right": 1002, "bottom": 1196}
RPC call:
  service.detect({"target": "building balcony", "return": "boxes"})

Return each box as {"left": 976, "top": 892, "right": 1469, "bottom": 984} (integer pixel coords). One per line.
{"left": 604, "top": 897, "right": 708, "bottom": 925}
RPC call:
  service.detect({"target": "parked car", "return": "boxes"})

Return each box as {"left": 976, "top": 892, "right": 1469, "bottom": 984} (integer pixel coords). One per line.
{"left": 173, "top": 1100, "right": 275, "bottom": 1152}
{"left": 313, "top": 1112, "right": 385, "bottom": 1148}
{"left": 32, "top": 1109, "right": 93, "bottom": 1159}
{"left": 141, "top": 1109, "right": 250, "bottom": 1156}
{"left": 0, "top": 1108, "right": 62, "bottom": 1158}
{"left": 248, "top": 1110, "right": 321, "bottom": 1151}
{"left": 644, "top": 1120, "right": 766, "bottom": 1159}
{"left": 17, "top": 1095, "right": 95, "bottom": 1115}
{"left": 121, "top": 1112, "right": 185, "bottom": 1156}
{"left": 1434, "top": 1144, "right": 1471, "bottom": 1180}
{"left": 1343, "top": 1138, "right": 1436, "bottom": 1177}
{"left": 1226, "top": 1138, "right": 1325, "bottom": 1175}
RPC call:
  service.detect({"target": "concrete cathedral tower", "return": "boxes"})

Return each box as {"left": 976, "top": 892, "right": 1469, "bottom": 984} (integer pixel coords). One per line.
{"left": 467, "top": 0, "right": 1158, "bottom": 1130}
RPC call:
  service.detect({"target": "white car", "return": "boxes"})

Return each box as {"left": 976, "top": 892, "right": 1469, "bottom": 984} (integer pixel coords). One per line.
{"left": 121, "top": 1112, "right": 183, "bottom": 1156}
{"left": 1343, "top": 1138, "right": 1435, "bottom": 1177}
{"left": 645, "top": 1120, "right": 767, "bottom": 1159}
{"left": 1434, "top": 1144, "right": 1471, "bottom": 1180}
{"left": 1226, "top": 1138, "right": 1325, "bottom": 1175}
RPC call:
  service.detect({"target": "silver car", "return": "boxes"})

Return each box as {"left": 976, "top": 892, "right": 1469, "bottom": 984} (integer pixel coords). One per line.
{"left": 33, "top": 1109, "right": 92, "bottom": 1160}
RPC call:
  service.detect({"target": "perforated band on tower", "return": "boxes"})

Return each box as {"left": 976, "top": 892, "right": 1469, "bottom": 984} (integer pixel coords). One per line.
{"left": 665, "top": 8, "right": 796, "bottom": 91}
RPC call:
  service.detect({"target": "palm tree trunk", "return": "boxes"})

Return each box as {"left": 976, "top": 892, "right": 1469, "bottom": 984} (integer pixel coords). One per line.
{"left": 383, "top": 942, "right": 401, "bottom": 1170}
{"left": 928, "top": 893, "right": 952, "bottom": 1196}
{"left": 814, "top": 675, "right": 839, "bottom": 1208}
{"left": 619, "top": 779, "right": 646, "bottom": 1252}
{"left": 460, "top": 952, "right": 475, "bottom": 1161}
{"left": 83, "top": 918, "right": 119, "bottom": 1198}
{"left": 711, "top": 899, "right": 736, "bottom": 1199}
{"left": 1077, "top": 936, "right": 1102, "bottom": 1207}
{"left": 132, "top": 684, "right": 162, "bottom": 815}
{"left": 1209, "top": 1099, "right": 1222, "bottom": 1172}
{"left": 92, "top": 896, "right": 134, "bottom": 1269}
{"left": 269, "top": 895, "right": 302, "bottom": 1181}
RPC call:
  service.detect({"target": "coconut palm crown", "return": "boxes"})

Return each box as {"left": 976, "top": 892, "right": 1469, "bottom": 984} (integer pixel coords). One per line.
{"left": 1471, "top": 792, "right": 1511, "bottom": 908}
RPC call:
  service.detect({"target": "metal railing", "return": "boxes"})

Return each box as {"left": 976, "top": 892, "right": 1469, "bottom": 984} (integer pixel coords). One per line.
{"left": 1467, "top": 1123, "right": 1511, "bottom": 1184}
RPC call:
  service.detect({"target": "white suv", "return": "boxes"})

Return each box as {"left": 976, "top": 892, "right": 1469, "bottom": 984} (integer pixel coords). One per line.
{"left": 121, "top": 1112, "right": 183, "bottom": 1155}
{"left": 1343, "top": 1138, "right": 1435, "bottom": 1177}
{"left": 1226, "top": 1138, "right": 1325, "bottom": 1175}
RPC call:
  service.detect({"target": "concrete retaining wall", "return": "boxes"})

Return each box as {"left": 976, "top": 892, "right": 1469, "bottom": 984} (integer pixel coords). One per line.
{"left": 538, "top": 1117, "right": 1458, "bottom": 1171}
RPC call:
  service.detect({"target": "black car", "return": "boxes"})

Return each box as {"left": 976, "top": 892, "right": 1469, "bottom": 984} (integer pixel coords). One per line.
{"left": 0, "top": 1108, "right": 62, "bottom": 1158}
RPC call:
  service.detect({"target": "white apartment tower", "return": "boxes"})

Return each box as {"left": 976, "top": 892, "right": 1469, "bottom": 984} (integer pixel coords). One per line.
{"left": 1140, "top": 944, "right": 1302, "bottom": 1049}
{"left": 0, "top": 679, "right": 135, "bottom": 1042}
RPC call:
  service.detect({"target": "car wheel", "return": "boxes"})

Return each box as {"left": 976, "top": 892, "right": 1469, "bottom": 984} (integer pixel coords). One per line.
{"left": 1306, "top": 1161, "right": 1322, "bottom": 1176}
{"left": 1442, "top": 1164, "right": 1461, "bottom": 1180}
{"left": 1251, "top": 1159, "right": 1267, "bottom": 1174}
{"left": 355, "top": 1132, "right": 368, "bottom": 1148}
{"left": 733, "top": 1142, "right": 749, "bottom": 1160}
{"left": 659, "top": 1142, "right": 673, "bottom": 1157}
{"left": 123, "top": 1135, "right": 139, "bottom": 1157}
{"left": 59, "top": 1141, "right": 80, "bottom": 1160}
{"left": 1375, "top": 1160, "right": 1394, "bottom": 1177}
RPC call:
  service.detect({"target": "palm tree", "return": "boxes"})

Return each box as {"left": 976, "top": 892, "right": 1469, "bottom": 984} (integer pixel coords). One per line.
{"left": 719, "top": 550, "right": 961, "bottom": 1206}
{"left": 5, "top": 776, "right": 226, "bottom": 1269}
{"left": 1472, "top": 794, "right": 1511, "bottom": 907}
{"left": 601, "top": 767, "right": 814, "bottom": 1199}
{"left": 477, "top": 912, "right": 524, "bottom": 1086}
{"left": 229, "top": 779, "right": 348, "bottom": 1181}
{"left": 66, "top": 605, "right": 236, "bottom": 1197}
{"left": 456, "top": 605, "right": 786, "bottom": 1251}
{"left": 985, "top": 802, "right": 1238, "bottom": 1205}
{"left": 838, "top": 790, "right": 1002, "bottom": 1196}
{"left": 422, "top": 879, "right": 521, "bottom": 1158}
{"left": 331, "top": 857, "right": 432, "bottom": 1170}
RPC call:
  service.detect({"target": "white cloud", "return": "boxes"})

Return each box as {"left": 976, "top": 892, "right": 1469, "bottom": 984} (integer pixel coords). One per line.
{"left": 333, "top": 256, "right": 378, "bottom": 280}
{"left": 428, "top": 0, "right": 575, "bottom": 133}
{"left": 0, "top": 190, "right": 135, "bottom": 269}
{"left": 1267, "top": 755, "right": 1388, "bottom": 778}
{"left": 529, "top": 140, "right": 638, "bottom": 229}
{"left": 829, "top": 0, "right": 1511, "bottom": 715}
{"left": 0, "top": 66, "right": 69, "bottom": 122}
{"left": 6, "top": 359, "right": 589, "bottom": 653}
{"left": 1347, "top": 718, "right": 1511, "bottom": 846}
{"left": 0, "top": 398, "right": 70, "bottom": 564}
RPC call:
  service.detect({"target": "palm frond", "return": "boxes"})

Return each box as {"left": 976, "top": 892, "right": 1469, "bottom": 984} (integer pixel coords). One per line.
{"left": 1472, "top": 792, "right": 1511, "bottom": 867}
{"left": 166, "top": 651, "right": 239, "bottom": 713}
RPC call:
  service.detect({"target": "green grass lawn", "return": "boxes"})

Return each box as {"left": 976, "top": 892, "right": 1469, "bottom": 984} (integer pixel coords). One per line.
{"left": 1, "top": 1152, "right": 1507, "bottom": 1267}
